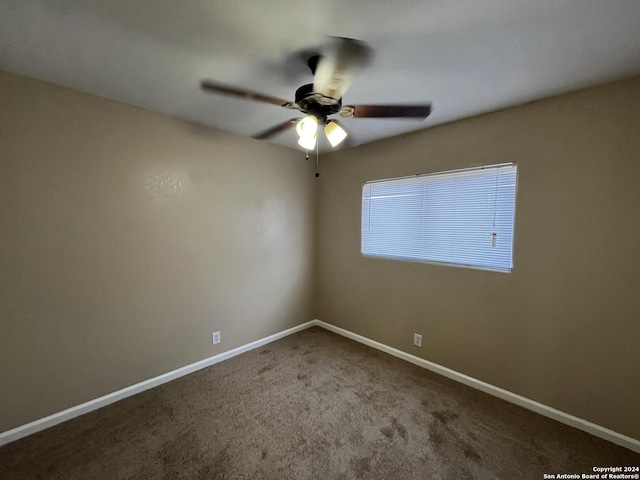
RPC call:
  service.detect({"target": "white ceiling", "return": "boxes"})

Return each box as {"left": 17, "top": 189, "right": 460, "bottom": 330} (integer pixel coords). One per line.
{"left": 2, "top": 0, "right": 640, "bottom": 152}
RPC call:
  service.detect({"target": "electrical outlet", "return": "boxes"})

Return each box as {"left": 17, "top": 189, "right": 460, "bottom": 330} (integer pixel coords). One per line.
{"left": 212, "top": 331, "right": 221, "bottom": 345}
{"left": 413, "top": 333, "right": 422, "bottom": 347}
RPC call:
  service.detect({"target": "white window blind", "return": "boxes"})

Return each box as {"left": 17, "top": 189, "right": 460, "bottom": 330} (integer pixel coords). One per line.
{"left": 361, "top": 163, "right": 517, "bottom": 272}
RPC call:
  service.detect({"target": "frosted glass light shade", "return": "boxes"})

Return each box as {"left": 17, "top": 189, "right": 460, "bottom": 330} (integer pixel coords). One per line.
{"left": 324, "top": 120, "right": 347, "bottom": 147}
{"left": 298, "top": 133, "right": 317, "bottom": 150}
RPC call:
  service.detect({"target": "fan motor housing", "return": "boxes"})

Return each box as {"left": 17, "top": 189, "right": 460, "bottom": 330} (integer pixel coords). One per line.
{"left": 295, "top": 83, "right": 342, "bottom": 119}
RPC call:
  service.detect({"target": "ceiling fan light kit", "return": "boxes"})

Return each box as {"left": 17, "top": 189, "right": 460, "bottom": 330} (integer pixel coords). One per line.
{"left": 294, "top": 115, "right": 347, "bottom": 149}
{"left": 200, "top": 37, "right": 432, "bottom": 151}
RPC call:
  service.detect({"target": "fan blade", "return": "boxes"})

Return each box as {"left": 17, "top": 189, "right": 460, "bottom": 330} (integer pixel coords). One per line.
{"left": 201, "top": 80, "right": 291, "bottom": 107}
{"left": 253, "top": 119, "right": 299, "bottom": 140}
{"left": 313, "top": 37, "right": 372, "bottom": 103}
{"left": 343, "top": 104, "right": 432, "bottom": 119}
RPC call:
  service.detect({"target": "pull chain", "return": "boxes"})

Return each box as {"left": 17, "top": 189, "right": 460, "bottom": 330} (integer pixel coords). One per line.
{"left": 315, "top": 139, "right": 320, "bottom": 177}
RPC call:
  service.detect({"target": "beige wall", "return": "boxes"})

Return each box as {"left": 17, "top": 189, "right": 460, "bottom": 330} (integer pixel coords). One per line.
{"left": 0, "top": 71, "right": 315, "bottom": 432}
{"left": 316, "top": 77, "right": 640, "bottom": 440}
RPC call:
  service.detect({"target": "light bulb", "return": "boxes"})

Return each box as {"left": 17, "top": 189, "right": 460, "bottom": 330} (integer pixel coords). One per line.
{"left": 324, "top": 120, "right": 347, "bottom": 147}
{"left": 296, "top": 115, "right": 318, "bottom": 138}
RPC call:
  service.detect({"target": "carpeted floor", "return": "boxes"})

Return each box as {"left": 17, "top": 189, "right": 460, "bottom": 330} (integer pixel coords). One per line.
{"left": 1, "top": 326, "right": 638, "bottom": 479}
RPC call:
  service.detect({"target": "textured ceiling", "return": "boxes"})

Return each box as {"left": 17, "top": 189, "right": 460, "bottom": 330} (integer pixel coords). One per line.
{"left": 2, "top": 0, "right": 640, "bottom": 152}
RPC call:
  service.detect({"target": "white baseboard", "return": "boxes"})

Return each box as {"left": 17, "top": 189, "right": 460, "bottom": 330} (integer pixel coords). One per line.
{"left": 313, "top": 319, "right": 640, "bottom": 454}
{"left": 0, "top": 320, "right": 316, "bottom": 447}
{"left": 2, "top": 319, "right": 638, "bottom": 454}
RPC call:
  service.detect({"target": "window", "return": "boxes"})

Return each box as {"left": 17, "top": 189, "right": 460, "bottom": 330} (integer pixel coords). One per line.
{"left": 361, "top": 163, "right": 517, "bottom": 272}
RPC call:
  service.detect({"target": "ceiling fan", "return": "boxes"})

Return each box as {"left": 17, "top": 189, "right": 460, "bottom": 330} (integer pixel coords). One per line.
{"left": 200, "top": 37, "right": 432, "bottom": 149}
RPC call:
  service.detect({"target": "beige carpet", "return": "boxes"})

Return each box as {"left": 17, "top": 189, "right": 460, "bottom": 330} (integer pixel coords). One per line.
{"left": 1, "top": 326, "right": 638, "bottom": 479}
